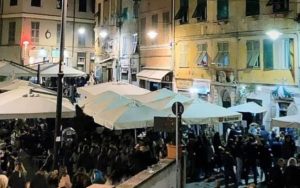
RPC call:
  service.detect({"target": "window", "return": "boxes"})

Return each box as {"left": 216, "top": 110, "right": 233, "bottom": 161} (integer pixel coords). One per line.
{"left": 10, "top": 0, "right": 17, "bottom": 6}
{"left": 175, "top": 0, "right": 188, "bottom": 24}
{"left": 77, "top": 52, "right": 86, "bottom": 71}
{"left": 140, "top": 18, "right": 146, "bottom": 45}
{"left": 78, "top": 32, "right": 86, "bottom": 46}
{"left": 214, "top": 42, "right": 229, "bottom": 67}
{"left": 91, "top": 0, "right": 95, "bottom": 13}
{"left": 217, "top": 0, "right": 228, "bottom": 20}
{"left": 122, "top": 36, "right": 131, "bottom": 56}
{"left": 263, "top": 38, "right": 293, "bottom": 70}
{"left": 196, "top": 43, "right": 208, "bottom": 67}
{"left": 247, "top": 40, "right": 260, "bottom": 68}
{"left": 192, "top": 0, "right": 207, "bottom": 21}
{"left": 152, "top": 14, "right": 158, "bottom": 30}
{"left": 122, "top": 7, "right": 128, "bottom": 20}
{"left": 57, "top": 24, "right": 61, "bottom": 44}
{"left": 97, "top": 3, "right": 101, "bottom": 25}
{"left": 163, "top": 12, "right": 170, "bottom": 43}
{"left": 246, "top": 0, "right": 259, "bottom": 16}
{"left": 121, "top": 67, "right": 128, "bottom": 80}
{"left": 31, "top": 22, "right": 40, "bottom": 43}
{"left": 31, "top": 0, "right": 41, "bottom": 7}
{"left": 179, "top": 44, "right": 188, "bottom": 67}
{"left": 266, "top": 0, "right": 289, "bottom": 13}
{"left": 57, "top": 0, "right": 62, "bottom": 9}
{"left": 79, "top": 0, "right": 87, "bottom": 12}
{"left": 8, "top": 22, "right": 16, "bottom": 44}
{"left": 133, "top": 1, "right": 139, "bottom": 18}
{"left": 151, "top": 14, "right": 158, "bottom": 43}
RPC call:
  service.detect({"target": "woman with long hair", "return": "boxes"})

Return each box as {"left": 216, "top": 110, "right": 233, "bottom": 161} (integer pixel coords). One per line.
{"left": 8, "top": 161, "right": 27, "bottom": 188}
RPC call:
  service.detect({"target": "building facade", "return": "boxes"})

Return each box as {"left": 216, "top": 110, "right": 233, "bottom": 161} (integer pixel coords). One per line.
{"left": 94, "top": 0, "right": 121, "bottom": 82}
{"left": 137, "top": 0, "right": 173, "bottom": 91}
{"left": 174, "top": 0, "right": 300, "bottom": 128}
{"left": 0, "top": 0, "right": 95, "bottom": 73}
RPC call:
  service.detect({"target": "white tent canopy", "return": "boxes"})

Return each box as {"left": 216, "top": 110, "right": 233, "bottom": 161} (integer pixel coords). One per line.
{"left": 0, "top": 87, "right": 75, "bottom": 119}
{"left": 227, "top": 102, "right": 267, "bottom": 114}
{"left": 37, "top": 64, "right": 86, "bottom": 77}
{"left": 77, "top": 82, "right": 150, "bottom": 100}
{"left": 0, "top": 79, "right": 40, "bottom": 91}
{"left": 0, "top": 61, "right": 36, "bottom": 77}
{"left": 271, "top": 114, "right": 300, "bottom": 128}
{"left": 161, "top": 99, "right": 242, "bottom": 125}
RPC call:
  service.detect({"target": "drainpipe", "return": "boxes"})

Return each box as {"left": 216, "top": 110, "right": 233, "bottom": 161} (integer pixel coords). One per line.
{"left": 171, "top": 0, "right": 176, "bottom": 92}
{"left": 72, "top": 0, "right": 76, "bottom": 65}
{"left": 0, "top": 0, "right": 3, "bottom": 46}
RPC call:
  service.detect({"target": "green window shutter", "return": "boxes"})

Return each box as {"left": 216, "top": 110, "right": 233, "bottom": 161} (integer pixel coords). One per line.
{"left": 263, "top": 39, "right": 273, "bottom": 70}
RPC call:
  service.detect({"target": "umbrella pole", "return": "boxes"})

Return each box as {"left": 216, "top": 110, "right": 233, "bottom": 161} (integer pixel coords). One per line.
{"left": 134, "top": 129, "right": 137, "bottom": 145}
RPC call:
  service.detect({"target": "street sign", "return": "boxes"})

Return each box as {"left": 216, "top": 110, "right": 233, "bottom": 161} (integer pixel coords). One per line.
{"left": 154, "top": 117, "right": 176, "bottom": 132}
{"left": 172, "top": 102, "right": 184, "bottom": 116}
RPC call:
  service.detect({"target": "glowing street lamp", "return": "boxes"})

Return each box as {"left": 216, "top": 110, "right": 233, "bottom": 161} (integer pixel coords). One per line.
{"left": 78, "top": 27, "right": 86, "bottom": 35}
{"left": 99, "top": 30, "right": 108, "bottom": 38}
{"left": 266, "top": 29, "right": 282, "bottom": 40}
{"left": 147, "top": 30, "right": 158, "bottom": 40}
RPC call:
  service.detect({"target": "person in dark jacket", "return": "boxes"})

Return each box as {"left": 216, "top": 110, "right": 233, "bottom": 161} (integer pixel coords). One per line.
{"left": 29, "top": 170, "right": 49, "bottom": 188}
{"left": 8, "top": 161, "right": 27, "bottom": 188}
{"left": 268, "top": 158, "right": 286, "bottom": 188}
{"left": 72, "top": 167, "right": 91, "bottom": 188}
{"left": 220, "top": 147, "right": 237, "bottom": 188}
{"left": 284, "top": 157, "right": 300, "bottom": 188}
{"left": 41, "top": 149, "right": 53, "bottom": 172}
{"left": 281, "top": 135, "right": 296, "bottom": 160}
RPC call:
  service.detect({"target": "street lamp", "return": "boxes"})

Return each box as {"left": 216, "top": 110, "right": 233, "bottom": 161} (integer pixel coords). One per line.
{"left": 99, "top": 30, "right": 108, "bottom": 39}
{"left": 78, "top": 27, "right": 86, "bottom": 35}
{"left": 147, "top": 30, "right": 158, "bottom": 40}
{"left": 53, "top": 0, "right": 67, "bottom": 169}
{"left": 266, "top": 29, "right": 282, "bottom": 40}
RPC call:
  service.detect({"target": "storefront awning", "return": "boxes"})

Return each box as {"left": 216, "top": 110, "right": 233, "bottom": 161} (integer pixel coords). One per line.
{"left": 137, "top": 70, "right": 171, "bottom": 83}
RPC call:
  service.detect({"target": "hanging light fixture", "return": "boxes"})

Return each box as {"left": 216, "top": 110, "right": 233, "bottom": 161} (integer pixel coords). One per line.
{"left": 266, "top": 29, "right": 282, "bottom": 40}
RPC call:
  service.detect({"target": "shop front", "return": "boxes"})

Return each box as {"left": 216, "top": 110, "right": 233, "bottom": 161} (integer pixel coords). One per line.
{"left": 137, "top": 69, "right": 173, "bottom": 91}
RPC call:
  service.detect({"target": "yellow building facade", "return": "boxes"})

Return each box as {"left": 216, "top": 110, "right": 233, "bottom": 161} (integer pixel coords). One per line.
{"left": 174, "top": 0, "right": 300, "bottom": 128}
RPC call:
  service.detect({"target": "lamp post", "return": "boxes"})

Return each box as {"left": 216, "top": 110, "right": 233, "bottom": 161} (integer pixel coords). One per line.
{"left": 53, "top": 0, "right": 67, "bottom": 169}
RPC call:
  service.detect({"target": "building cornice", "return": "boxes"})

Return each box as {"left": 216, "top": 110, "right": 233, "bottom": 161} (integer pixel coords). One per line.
{"left": 0, "top": 13, "right": 94, "bottom": 23}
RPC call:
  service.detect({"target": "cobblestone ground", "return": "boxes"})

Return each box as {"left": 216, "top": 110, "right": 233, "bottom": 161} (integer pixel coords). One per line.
{"left": 185, "top": 172, "right": 266, "bottom": 188}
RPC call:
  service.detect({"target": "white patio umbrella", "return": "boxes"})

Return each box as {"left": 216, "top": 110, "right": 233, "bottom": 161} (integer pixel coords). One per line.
{"left": 80, "top": 91, "right": 131, "bottom": 117}
{"left": 0, "top": 87, "right": 75, "bottom": 119}
{"left": 128, "top": 88, "right": 175, "bottom": 103}
{"left": 77, "top": 82, "right": 150, "bottom": 100}
{"left": 93, "top": 100, "right": 161, "bottom": 130}
{"left": 228, "top": 102, "right": 266, "bottom": 114}
{"left": 271, "top": 114, "right": 300, "bottom": 128}
{"left": 0, "top": 61, "right": 36, "bottom": 77}
{"left": 146, "top": 93, "right": 193, "bottom": 110}
{"left": 161, "top": 99, "right": 242, "bottom": 125}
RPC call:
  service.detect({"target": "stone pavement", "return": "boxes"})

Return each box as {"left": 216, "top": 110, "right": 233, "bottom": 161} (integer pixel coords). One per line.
{"left": 185, "top": 174, "right": 266, "bottom": 188}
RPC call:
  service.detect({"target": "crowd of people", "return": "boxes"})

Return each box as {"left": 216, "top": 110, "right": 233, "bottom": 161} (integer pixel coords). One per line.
{"left": 186, "top": 124, "right": 300, "bottom": 188}
{"left": 0, "top": 116, "right": 300, "bottom": 188}
{"left": 0, "top": 118, "right": 167, "bottom": 188}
